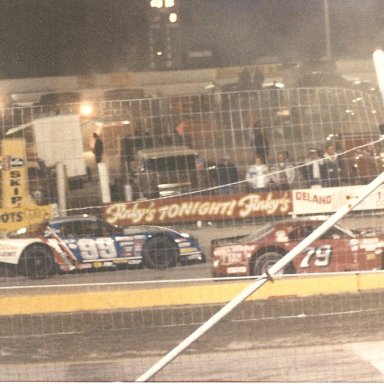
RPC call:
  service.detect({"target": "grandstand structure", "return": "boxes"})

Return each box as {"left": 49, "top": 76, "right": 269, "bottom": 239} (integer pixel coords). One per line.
{"left": 0, "top": 58, "right": 376, "bottom": 107}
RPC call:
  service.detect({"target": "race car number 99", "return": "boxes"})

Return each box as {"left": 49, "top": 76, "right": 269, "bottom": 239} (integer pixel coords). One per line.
{"left": 77, "top": 238, "right": 118, "bottom": 260}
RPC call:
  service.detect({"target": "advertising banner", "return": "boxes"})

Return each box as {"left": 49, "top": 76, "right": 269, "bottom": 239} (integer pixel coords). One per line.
{"left": 293, "top": 185, "right": 384, "bottom": 214}
{"left": 104, "top": 184, "right": 384, "bottom": 227}
{"left": 104, "top": 192, "right": 293, "bottom": 226}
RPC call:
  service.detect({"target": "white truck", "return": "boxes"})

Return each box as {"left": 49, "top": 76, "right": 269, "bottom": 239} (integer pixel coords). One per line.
{"left": 6, "top": 114, "right": 87, "bottom": 187}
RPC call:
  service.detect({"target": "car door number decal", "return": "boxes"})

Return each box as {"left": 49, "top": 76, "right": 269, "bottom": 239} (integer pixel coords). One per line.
{"left": 300, "top": 245, "right": 332, "bottom": 268}
{"left": 77, "top": 238, "right": 118, "bottom": 260}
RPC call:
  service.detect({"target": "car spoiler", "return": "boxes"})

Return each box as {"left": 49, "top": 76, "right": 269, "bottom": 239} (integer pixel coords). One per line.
{"left": 211, "top": 234, "right": 248, "bottom": 249}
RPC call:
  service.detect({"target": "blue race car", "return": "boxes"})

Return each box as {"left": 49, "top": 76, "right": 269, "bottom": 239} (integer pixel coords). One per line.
{"left": 0, "top": 215, "right": 205, "bottom": 278}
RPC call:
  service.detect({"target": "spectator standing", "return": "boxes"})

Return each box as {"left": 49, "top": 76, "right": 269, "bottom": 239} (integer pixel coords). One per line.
{"left": 194, "top": 158, "right": 213, "bottom": 195}
{"left": 301, "top": 148, "right": 324, "bottom": 188}
{"left": 270, "top": 151, "right": 295, "bottom": 191}
{"left": 354, "top": 143, "right": 381, "bottom": 184}
{"left": 174, "top": 120, "right": 185, "bottom": 145}
{"left": 93, "top": 132, "right": 103, "bottom": 164}
{"left": 246, "top": 155, "right": 269, "bottom": 193}
{"left": 215, "top": 154, "right": 239, "bottom": 195}
{"left": 110, "top": 177, "right": 125, "bottom": 201}
{"left": 322, "top": 143, "right": 343, "bottom": 187}
{"left": 251, "top": 122, "right": 269, "bottom": 164}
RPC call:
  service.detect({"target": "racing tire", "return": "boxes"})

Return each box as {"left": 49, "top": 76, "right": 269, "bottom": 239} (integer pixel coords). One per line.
{"left": 19, "top": 244, "right": 55, "bottom": 279}
{"left": 144, "top": 237, "right": 178, "bottom": 269}
{"left": 253, "top": 251, "right": 293, "bottom": 276}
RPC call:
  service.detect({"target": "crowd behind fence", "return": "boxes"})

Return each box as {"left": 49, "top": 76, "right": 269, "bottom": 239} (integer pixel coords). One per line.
{"left": 1, "top": 86, "right": 383, "bottom": 212}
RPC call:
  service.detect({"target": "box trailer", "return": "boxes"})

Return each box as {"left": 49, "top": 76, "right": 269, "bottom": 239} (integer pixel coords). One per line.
{"left": 6, "top": 114, "right": 87, "bottom": 183}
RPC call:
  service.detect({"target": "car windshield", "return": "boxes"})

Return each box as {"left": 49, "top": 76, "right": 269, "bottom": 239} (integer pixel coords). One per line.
{"left": 7, "top": 222, "right": 47, "bottom": 239}
{"left": 239, "top": 224, "right": 274, "bottom": 243}
{"left": 334, "top": 223, "right": 357, "bottom": 237}
{"left": 145, "top": 155, "right": 197, "bottom": 172}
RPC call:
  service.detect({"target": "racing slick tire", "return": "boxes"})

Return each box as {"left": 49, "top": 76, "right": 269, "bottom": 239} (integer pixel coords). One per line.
{"left": 144, "top": 236, "right": 178, "bottom": 269}
{"left": 253, "top": 251, "right": 294, "bottom": 276}
{"left": 19, "top": 244, "right": 55, "bottom": 279}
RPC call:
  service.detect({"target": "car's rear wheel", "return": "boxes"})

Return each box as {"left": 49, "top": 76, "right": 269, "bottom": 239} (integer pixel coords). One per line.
{"left": 19, "top": 244, "right": 55, "bottom": 279}
{"left": 253, "top": 251, "right": 292, "bottom": 276}
{"left": 144, "top": 237, "right": 178, "bottom": 269}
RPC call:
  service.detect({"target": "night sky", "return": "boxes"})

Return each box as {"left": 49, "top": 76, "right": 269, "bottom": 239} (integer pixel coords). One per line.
{"left": 0, "top": 0, "right": 383, "bottom": 79}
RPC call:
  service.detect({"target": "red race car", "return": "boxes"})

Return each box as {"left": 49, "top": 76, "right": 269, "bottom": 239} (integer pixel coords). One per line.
{"left": 212, "top": 217, "right": 384, "bottom": 277}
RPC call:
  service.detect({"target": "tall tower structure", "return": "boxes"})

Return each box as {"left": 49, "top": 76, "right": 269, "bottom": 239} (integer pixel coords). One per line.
{"left": 148, "top": 0, "right": 182, "bottom": 70}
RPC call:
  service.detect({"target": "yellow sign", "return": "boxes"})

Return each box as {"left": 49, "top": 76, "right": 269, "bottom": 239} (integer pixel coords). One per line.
{"left": 0, "top": 205, "right": 53, "bottom": 233}
{"left": 1, "top": 139, "right": 31, "bottom": 209}
{"left": 0, "top": 139, "right": 54, "bottom": 233}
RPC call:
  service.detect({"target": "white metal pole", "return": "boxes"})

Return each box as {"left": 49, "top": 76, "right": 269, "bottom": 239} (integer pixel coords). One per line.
{"left": 97, "top": 162, "right": 111, "bottom": 204}
{"left": 136, "top": 171, "right": 384, "bottom": 382}
{"left": 56, "top": 162, "right": 67, "bottom": 216}
{"left": 373, "top": 49, "right": 384, "bottom": 101}
{"left": 323, "top": 0, "right": 332, "bottom": 59}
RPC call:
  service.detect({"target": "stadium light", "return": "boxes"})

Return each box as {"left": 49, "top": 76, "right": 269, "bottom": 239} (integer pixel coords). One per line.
{"left": 150, "top": 0, "right": 163, "bottom": 8}
{"left": 150, "top": 0, "right": 174, "bottom": 8}
{"left": 169, "top": 12, "right": 177, "bottom": 23}
{"left": 80, "top": 102, "right": 93, "bottom": 117}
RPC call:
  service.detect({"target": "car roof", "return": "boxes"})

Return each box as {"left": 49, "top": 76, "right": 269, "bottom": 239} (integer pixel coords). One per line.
{"left": 137, "top": 146, "right": 198, "bottom": 160}
{"left": 48, "top": 215, "right": 100, "bottom": 226}
{"left": 276, "top": 216, "right": 329, "bottom": 224}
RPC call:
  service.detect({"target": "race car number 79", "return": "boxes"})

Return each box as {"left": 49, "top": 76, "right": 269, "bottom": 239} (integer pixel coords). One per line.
{"left": 300, "top": 245, "right": 332, "bottom": 268}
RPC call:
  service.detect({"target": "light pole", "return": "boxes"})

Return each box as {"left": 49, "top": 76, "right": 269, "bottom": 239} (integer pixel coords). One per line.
{"left": 323, "top": 0, "right": 332, "bottom": 59}
{"left": 148, "top": 0, "right": 181, "bottom": 70}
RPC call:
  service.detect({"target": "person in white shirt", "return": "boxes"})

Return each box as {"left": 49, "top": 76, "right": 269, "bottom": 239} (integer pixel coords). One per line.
{"left": 270, "top": 151, "right": 295, "bottom": 191}
{"left": 246, "top": 155, "right": 269, "bottom": 192}
{"left": 301, "top": 148, "right": 324, "bottom": 188}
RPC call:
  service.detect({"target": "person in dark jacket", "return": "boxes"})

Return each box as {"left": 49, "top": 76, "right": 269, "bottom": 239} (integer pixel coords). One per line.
{"left": 215, "top": 154, "right": 239, "bottom": 195}
{"left": 322, "top": 143, "right": 343, "bottom": 187}
{"left": 93, "top": 132, "right": 103, "bottom": 164}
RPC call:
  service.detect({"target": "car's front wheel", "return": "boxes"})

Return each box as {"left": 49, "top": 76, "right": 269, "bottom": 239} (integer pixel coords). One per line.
{"left": 19, "top": 244, "right": 55, "bottom": 279}
{"left": 253, "top": 251, "right": 292, "bottom": 276}
{"left": 144, "top": 237, "right": 178, "bottom": 269}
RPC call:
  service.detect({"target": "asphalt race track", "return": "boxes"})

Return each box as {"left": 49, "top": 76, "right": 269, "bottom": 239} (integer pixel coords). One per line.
{"left": 1, "top": 292, "right": 384, "bottom": 381}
